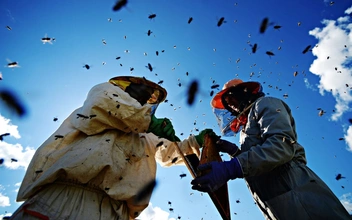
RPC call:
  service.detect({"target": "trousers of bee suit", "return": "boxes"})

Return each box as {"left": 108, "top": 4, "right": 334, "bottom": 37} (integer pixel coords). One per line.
{"left": 10, "top": 181, "right": 127, "bottom": 220}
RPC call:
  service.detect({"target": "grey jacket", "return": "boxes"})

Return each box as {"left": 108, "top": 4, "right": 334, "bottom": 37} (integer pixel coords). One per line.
{"left": 236, "top": 97, "right": 350, "bottom": 220}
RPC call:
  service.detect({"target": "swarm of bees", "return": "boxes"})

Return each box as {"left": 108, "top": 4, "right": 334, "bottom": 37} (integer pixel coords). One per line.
{"left": 2, "top": 2, "right": 351, "bottom": 219}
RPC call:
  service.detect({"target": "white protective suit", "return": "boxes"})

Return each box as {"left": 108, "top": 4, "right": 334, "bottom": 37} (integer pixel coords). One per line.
{"left": 236, "top": 96, "right": 351, "bottom": 219}
{"left": 12, "top": 82, "right": 200, "bottom": 220}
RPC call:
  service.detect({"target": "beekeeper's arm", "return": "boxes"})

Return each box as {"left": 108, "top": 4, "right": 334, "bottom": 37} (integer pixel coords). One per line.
{"left": 151, "top": 128, "right": 220, "bottom": 167}
{"left": 71, "top": 82, "right": 151, "bottom": 135}
{"left": 236, "top": 97, "right": 298, "bottom": 177}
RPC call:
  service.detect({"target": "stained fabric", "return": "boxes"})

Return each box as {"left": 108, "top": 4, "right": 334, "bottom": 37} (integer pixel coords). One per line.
{"left": 14, "top": 82, "right": 200, "bottom": 220}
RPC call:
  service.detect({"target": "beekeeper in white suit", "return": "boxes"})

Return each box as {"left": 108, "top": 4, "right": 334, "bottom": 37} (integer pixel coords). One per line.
{"left": 11, "top": 76, "right": 209, "bottom": 220}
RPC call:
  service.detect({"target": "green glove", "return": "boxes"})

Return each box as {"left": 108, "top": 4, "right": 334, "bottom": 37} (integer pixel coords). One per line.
{"left": 194, "top": 129, "right": 218, "bottom": 147}
{"left": 147, "top": 115, "right": 181, "bottom": 142}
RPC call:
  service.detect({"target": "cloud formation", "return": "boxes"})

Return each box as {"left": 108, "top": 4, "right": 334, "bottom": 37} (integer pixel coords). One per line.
{"left": 0, "top": 115, "right": 35, "bottom": 169}
{"left": 345, "top": 125, "right": 352, "bottom": 152}
{"left": 0, "top": 193, "right": 10, "bottom": 207}
{"left": 308, "top": 6, "right": 352, "bottom": 152}
{"left": 309, "top": 6, "right": 352, "bottom": 121}
{"left": 138, "top": 203, "right": 175, "bottom": 220}
{"left": 340, "top": 193, "right": 352, "bottom": 214}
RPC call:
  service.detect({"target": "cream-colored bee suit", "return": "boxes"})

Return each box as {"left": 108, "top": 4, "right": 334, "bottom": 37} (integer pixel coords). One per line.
{"left": 12, "top": 82, "right": 200, "bottom": 220}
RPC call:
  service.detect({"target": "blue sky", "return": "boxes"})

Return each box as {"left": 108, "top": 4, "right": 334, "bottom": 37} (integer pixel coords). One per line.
{"left": 1, "top": 0, "right": 352, "bottom": 219}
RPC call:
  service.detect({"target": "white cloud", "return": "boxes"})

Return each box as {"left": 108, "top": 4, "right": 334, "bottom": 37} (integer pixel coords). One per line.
{"left": 137, "top": 203, "right": 176, "bottom": 220}
{"left": 0, "top": 115, "right": 20, "bottom": 139}
{"left": 0, "top": 193, "right": 10, "bottom": 207}
{"left": 345, "top": 125, "right": 352, "bottom": 152}
{"left": 340, "top": 193, "right": 352, "bottom": 214}
{"left": 0, "top": 142, "right": 35, "bottom": 170}
{"left": 308, "top": 6, "right": 352, "bottom": 121}
{"left": 0, "top": 114, "right": 35, "bottom": 169}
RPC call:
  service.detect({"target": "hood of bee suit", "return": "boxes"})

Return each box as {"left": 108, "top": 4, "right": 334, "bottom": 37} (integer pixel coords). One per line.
{"left": 211, "top": 79, "right": 262, "bottom": 136}
{"left": 109, "top": 76, "right": 167, "bottom": 115}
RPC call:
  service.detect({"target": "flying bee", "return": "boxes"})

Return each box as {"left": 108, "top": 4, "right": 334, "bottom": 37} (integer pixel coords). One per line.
{"left": 180, "top": 173, "right": 187, "bottom": 179}
{"left": 318, "top": 109, "right": 326, "bottom": 116}
{"left": 83, "top": 64, "right": 91, "bottom": 70}
{"left": 7, "top": 61, "right": 19, "bottom": 68}
{"left": 6, "top": 26, "right": 12, "bottom": 30}
{"left": 112, "top": 0, "right": 127, "bottom": 11}
{"left": 210, "top": 90, "right": 214, "bottom": 96}
{"left": 266, "top": 51, "right": 275, "bottom": 57}
{"left": 146, "top": 63, "right": 153, "bottom": 72}
{"left": 148, "top": 13, "right": 156, "bottom": 20}
{"left": 76, "top": 113, "right": 89, "bottom": 119}
{"left": 157, "top": 80, "right": 164, "bottom": 85}
{"left": 187, "top": 80, "right": 199, "bottom": 106}
{"left": 11, "top": 158, "right": 18, "bottom": 162}
{"left": 54, "top": 135, "right": 64, "bottom": 140}
{"left": 302, "top": 45, "right": 312, "bottom": 54}
{"left": 273, "top": 25, "right": 282, "bottom": 30}
{"left": 53, "top": 117, "right": 58, "bottom": 122}
{"left": 0, "top": 133, "right": 10, "bottom": 141}
{"left": 6, "top": 59, "right": 20, "bottom": 68}
{"left": 171, "top": 157, "right": 178, "bottom": 163}
{"left": 156, "top": 141, "right": 164, "bottom": 147}
{"left": 0, "top": 89, "right": 26, "bottom": 117}
{"left": 251, "top": 43, "right": 258, "bottom": 53}
{"left": 217, "top": 17, "right": 226, "bottom": 27}
{"left": 259, "top": 17, "right": 269, "bottom": 33}
{"left": 156, "top": 51, "right": 159, "bottom": 56}
{"left": 41, "top": 34, "right": 55, "bottom": 44}
{"left": 336, "top": 173, "right": 345, "bottom": 180}
{"left": 211, "top": 84, "right": 219, "bottom": 89}
{"left": 147, "top": 29, "right": 153, "bottom": 36}
{"left": 188, "top": 17, "right": 193, "bottom": 24}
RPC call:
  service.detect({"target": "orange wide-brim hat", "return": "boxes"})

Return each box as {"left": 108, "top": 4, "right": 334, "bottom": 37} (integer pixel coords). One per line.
{"left": 211, "top": 79, "right": 261, "bottom": 109}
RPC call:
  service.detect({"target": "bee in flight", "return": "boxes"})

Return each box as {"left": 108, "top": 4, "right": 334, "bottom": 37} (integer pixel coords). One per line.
{"left": 41, "top": 34, "right": 55, "bottom": 44}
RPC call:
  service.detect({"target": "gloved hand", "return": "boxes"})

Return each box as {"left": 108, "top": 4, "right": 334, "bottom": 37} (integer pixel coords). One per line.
{"left": 147, "top": 115, "right": 180, "bottom": 142}
{"left": 216, "top": 139, "right": 239, "bottom": 157}
{"left": 194, "top": 129, "right": 218, "bottom": 147}
{"left": 191, "top": 158, "right": 243, "bottom": 192}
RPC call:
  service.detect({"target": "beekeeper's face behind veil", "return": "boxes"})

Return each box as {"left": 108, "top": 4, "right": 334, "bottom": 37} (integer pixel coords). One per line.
{"left": 109, "top": 76, "right": 167, "bottom": 115}
{"left": 211, "top": 79, "right": 264, "bottom": 136}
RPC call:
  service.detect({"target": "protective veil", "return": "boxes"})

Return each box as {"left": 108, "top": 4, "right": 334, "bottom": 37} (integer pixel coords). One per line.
{"left": 13, "top": 82, "right": 200, "bottom": 220}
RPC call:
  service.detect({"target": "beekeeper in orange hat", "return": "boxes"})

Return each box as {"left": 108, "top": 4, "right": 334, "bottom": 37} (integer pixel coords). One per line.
{"left": 191, "top": 78, "right": 350, "bottom": 219}
{"left": 12, "top": 76, "right": 209, "bottom": 220}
